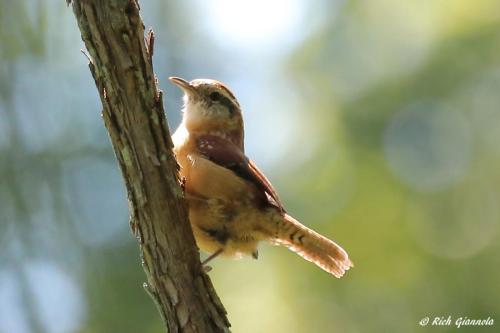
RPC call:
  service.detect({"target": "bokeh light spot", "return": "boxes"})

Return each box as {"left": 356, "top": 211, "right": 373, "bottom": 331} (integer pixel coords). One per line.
{"left": 384, "top": 102, "right": 472, "bottom": 191}
{"left": 24, "top": 261, "right": 86, "bottom": 333}
{"left": 407, "top": 184, "right": 499, "bottom": 259}
{"left": 199, "top": 0, "right": 304, "bottom": 50}
{"left": 62, "top": 158, "right": 128, "bottom": 247}
{"left": 0, "top": 272, "right": 30, "bottom": 333}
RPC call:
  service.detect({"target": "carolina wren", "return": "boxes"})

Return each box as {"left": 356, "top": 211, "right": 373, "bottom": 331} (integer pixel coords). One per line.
{"left": 169, "top": 77, "right": 352, "bottom": 277}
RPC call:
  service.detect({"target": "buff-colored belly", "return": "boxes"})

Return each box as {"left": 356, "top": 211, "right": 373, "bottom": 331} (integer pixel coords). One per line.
{"left": 175, "top": 152, "right": 271, "bottom": 257}
{"left": 188, "top": 198, "right": 272, "bottom": 258}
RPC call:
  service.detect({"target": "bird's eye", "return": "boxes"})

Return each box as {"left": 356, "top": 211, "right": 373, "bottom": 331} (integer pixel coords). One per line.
{"left": 209, "top": 92, "right": 222, "bottom": 102}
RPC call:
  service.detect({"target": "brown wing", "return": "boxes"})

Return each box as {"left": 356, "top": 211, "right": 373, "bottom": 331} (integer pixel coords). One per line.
{"left": 196, "top": 134, "right": 285, "bottom": 213}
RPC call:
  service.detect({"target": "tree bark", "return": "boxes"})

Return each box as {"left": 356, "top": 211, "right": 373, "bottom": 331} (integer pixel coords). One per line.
{"left": 68, "top": 1, "right": 230, "bottom": 332}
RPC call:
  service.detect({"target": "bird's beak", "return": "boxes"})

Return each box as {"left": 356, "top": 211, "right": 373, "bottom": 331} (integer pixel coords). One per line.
{"left": 169, "top": 77, "right": 195, "bottom": 94}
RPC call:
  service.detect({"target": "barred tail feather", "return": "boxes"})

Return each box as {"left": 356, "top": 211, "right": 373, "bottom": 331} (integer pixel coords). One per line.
{"left": 274, "top": 214, "right": 353, "bottom": 278}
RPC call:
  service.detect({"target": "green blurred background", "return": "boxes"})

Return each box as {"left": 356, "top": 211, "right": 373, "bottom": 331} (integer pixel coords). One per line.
{"left": 1, "top": 0, "right": 500, "bottom": 332}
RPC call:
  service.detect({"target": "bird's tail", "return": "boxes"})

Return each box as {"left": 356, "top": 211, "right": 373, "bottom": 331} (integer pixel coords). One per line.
{"left": 272, "top": 213, "right": 353, "bottom": 278}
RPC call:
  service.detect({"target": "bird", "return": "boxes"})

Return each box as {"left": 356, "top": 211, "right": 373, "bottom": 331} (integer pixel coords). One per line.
{"left": 169, "top": 77, "right": 352, "bottom": 278}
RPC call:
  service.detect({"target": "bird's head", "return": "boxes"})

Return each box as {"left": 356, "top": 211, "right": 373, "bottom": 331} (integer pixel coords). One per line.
{"left": 169, "top": 77, "right": 244, "bottom": 148}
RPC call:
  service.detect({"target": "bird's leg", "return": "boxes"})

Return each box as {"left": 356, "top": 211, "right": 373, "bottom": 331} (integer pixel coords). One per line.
{"left": 201, "top": 248, "right": 224, "bottom": 272}
{"left": 201, "top": 248, "right": 224, "bottom": 265}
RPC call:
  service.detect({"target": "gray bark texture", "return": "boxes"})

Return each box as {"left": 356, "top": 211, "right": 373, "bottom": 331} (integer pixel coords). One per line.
{"left": 67, "top": 1, "right": 231, "bottom": 332}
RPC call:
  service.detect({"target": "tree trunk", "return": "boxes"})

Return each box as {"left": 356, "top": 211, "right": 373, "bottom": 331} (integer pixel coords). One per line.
{"left": 67, "top": 1, "right": 231, "bottom": 332}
